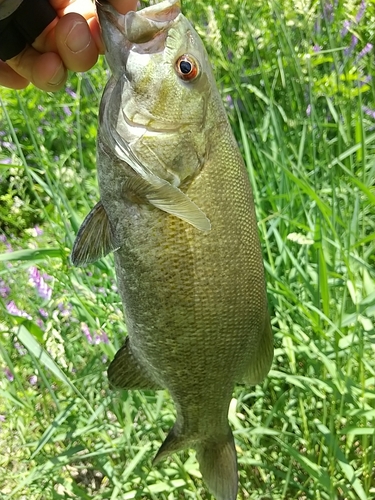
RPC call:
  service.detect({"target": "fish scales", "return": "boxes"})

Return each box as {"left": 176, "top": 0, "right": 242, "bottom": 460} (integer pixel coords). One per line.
{"left": 72, "top": 1, "right": 274, "bottom": 499}
{"left": 114, "top": 126, "right": 264, "bottom": 403}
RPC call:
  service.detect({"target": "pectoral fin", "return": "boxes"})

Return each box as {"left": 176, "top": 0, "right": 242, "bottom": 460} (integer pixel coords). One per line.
{"left": 71, "top": 201, "right": 118, "bottom": 266}
{"left": 124, "top": 176, "right": 211, "bottom": 232}
{"left": 108, "top": 337, "right": 163, "bottom": 390}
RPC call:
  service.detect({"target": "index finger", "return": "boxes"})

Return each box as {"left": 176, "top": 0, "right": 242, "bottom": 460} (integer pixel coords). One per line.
{"left": 0, "top": 61, "right": 29, "bottom": 89}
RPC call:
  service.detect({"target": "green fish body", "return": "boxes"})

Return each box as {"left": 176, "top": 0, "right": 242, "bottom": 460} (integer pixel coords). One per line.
{"left": 72, "top": 1, "right": 273, "bottom": 498}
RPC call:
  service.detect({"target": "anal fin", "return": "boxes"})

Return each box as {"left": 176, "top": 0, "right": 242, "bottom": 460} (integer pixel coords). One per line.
{"left": 153, "top": 425, "right": 191, "bottom": 464}
{"left": 108, "top": 337, "right": 163, "bottom": 390}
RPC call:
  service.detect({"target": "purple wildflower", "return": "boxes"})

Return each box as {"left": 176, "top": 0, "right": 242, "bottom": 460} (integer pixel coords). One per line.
{"left": 313, "top": 44, "right": 321, "bottom": 52}
{"left": 226, "top": 95, "right": 234, "bottom": 109}
{"left": 39, "top": 308, "right": 48, "bottom": 318}
{"left": 14, "top": 341, "right": 27, "bottom": 356}
{"left": 0, "top": 158, "right": 12, "bottom": 165}
{"left": 344, "top": 35, "right": 358, "bottom": 57}
{"left": 29, "top": 267, "right": 52, "bottom": 300}
{"left": 63, "top": 105, "right": 72, "bottom": 116}
{"left": 34, "top": 225, "right": 43, "bottom": 236}
{"left": 359, "top": 75, "right": 372, "bottom": 87}
{"left": 355, "top": 0, "right": 366, "bottom": 24}
{"left": 6, "top": 301, "right": 32, "bottom": 320}
{"left": 57, "top": 301, "right": 72, "bottom": 317}
{"left": 0, "top": 279, "right": 10, "bottom": 298}
{"left": 356, "top": 43, "right": 373, "bottom": 61}
{"left": 0, "top": 234, "right": 7, "bottom": 243}
{"left": 341, "top": 19, "right": 351, "bottom": 37}
{"left": 350, "top": 35, "right": 359, "bottom": 48}
{"left": 81, "top": 322, "right": 93, "bottom": 344}
{"left": 0, "top": 141, "right": 16, "bottom": 151}
{"left": 93, "top": 335, "right": 101, "bottom": 345}
{"left": 4, "top": 368, "right": 14, "bottom": 382}
{"left": 323, "top": 1, "right": 334, "bottom": 22}
{"left": 66, "top": 87, "right": 77, "bottom": 99}
{"left": 363, "top": 106, "right": 375, "bottom": 120}
{"left": 100, "top": 330, "right": 109, "bottom": 344}
{"left": 0, "top": 415, "right": 5, "bottom": 422}
{"left": 36, "top": 318, "right": 44, "bottom": 329}
{"left": 29, "top": 375, "right": 38, "bottom": 386}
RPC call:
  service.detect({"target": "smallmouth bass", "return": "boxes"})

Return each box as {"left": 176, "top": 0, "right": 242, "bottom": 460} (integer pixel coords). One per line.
{"left": 72, "top": 1, "right": 273, "bottom": 498}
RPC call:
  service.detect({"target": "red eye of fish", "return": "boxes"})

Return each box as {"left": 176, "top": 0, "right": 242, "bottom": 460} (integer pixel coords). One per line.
{"left": 175, "top": 55, "right": 199, "bottom": 81}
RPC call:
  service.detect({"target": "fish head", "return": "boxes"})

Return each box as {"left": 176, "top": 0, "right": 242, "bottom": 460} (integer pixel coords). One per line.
{"left": 97, "top": 0, "right": 221, "bottom": 187}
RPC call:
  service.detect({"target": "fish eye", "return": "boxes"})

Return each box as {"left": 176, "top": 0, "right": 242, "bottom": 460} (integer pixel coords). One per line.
{"left": 175, "top": 54, "right": 199, "bottom": 81}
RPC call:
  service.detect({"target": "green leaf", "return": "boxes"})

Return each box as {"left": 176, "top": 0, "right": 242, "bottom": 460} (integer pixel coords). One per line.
{"left": 15, "top": 325, "right": 93, "bottom": 413}
{"left": 314, "top": 420, "right": 369, "bottom": 500}
{"left": 30, "top": 401, "right": 78, "bottom": 459}
{"left": 0, "top": 248, "right": 65, "bottom": 262}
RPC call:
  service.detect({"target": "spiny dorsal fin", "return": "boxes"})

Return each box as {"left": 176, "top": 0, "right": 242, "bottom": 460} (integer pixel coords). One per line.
{"left": 71, "top": 201, "right": 118, "bottom": 266}
{"left": 123, "top": 175, "right": 211, "bottom": 231}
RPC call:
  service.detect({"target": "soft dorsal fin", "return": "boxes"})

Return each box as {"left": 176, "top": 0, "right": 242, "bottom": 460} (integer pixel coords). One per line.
{"left": 71, "top": 201, "right": 118, "bottom": 266}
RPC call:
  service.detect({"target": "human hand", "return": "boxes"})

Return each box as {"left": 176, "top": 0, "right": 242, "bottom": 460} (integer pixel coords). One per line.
{"left": 0, "top": 0, "right": 138, "bottom": 91}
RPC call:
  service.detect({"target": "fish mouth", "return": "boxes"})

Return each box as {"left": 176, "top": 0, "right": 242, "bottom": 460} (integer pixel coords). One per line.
{"left": 97, "top": 0, "right": 181, "bottom": 53}
{"left": 125, "top": 0, "right": 181, "bottom": 54}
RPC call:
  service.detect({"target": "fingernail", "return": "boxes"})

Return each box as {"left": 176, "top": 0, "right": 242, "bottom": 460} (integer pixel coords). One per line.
{"left": 65, "top": 21, "right": 91, "bottom": 53}
{"left": 48, "top": 62, "right": 65, "bottom": 86}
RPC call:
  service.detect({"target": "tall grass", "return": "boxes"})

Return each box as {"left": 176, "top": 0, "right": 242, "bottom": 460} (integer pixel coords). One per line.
{"left": 0, "top": 0, "right": 374, "bottom": 498}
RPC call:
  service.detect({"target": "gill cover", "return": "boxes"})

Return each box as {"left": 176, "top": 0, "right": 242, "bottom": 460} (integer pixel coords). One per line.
{"left": 97, "top": 0, "right": 211, "bottom": 232}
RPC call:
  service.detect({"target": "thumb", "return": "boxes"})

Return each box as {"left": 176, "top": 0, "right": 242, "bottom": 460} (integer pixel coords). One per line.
{"left": 55, "top": 12, "right": 99, "bottom": 72}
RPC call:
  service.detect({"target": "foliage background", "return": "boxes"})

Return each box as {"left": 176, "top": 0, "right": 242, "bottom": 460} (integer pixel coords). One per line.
{"left": 0, "top": 0, "right": 374, "bottom": 498}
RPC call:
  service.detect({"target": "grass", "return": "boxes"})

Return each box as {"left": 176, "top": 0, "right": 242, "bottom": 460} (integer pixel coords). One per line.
{"left": 0, "top": 0, "right": 374, "bottom": 498}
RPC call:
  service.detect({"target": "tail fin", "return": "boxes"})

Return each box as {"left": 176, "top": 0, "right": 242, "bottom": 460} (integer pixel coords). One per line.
{"left": 196, "top": 430, "right": 238, "bottom": 500}
{"left": 153, "top": 424, "right": 238, "bottom": 500}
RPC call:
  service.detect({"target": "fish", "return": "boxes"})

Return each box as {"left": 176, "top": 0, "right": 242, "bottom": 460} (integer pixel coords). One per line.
{"left": 71, "top": 1, "right": 274, "bottom": 498}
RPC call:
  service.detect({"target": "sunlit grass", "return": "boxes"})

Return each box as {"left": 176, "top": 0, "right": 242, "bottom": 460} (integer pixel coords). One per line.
{"left": 0, "top": 0, "right": 374, "bottom": 498}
